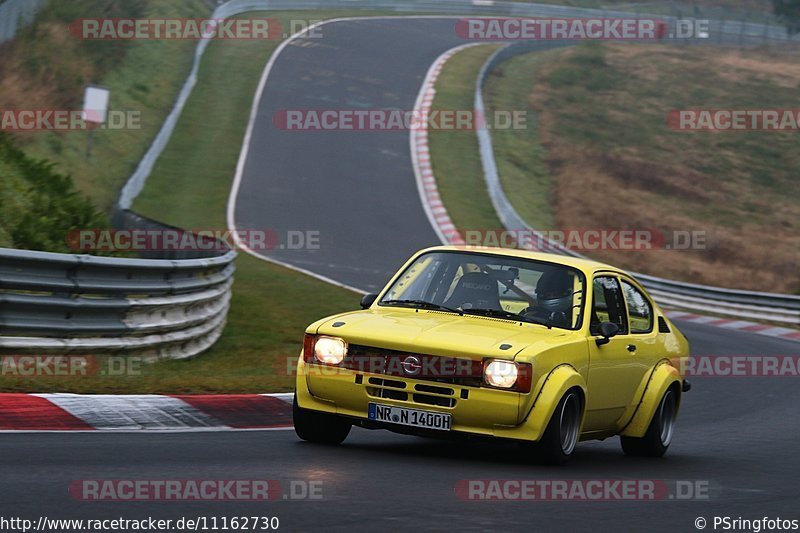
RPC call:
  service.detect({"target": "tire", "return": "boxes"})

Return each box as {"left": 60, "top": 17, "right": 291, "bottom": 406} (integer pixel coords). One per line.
{"left": 293, "top": 394, "right": 351, "bottom": 445}
{"left": 621, "top": 388, "right": 678, "bottom": 458}
{"left": 534, "top": 390, "right": 582, "bottom": 465}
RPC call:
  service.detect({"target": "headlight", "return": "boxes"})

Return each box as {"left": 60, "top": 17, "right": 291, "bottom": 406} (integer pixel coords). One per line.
{"left": 314, "top": 336, "right": 347, "bottom": 365}
{"left": 484, "top": 360, "right": 518, "bottom": 389}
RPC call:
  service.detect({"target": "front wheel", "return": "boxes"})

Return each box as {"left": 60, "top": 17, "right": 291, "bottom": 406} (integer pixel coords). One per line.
{"left": 534, "top": 390, "right": 582, "bottom": 465}
{"left": 621, "top": 388, "right": 678, "bottom": 457}
{"left": 293, "top": 394, "right": 351, "bottom": 445}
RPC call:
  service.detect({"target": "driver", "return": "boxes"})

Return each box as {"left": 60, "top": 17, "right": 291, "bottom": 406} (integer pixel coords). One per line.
{"left": 529, "top": 270, "right": 574, "bottom": 327}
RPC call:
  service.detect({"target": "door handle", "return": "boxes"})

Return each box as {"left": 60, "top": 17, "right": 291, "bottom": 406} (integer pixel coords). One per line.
{"left": 627, "top": 344, "right": 637, "bottom": 353}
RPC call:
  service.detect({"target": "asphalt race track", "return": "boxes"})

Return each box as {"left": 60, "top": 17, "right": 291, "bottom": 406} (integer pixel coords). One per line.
{"left": 232, "top": 18, "right": 471, "bottom": 292}
{"left": 2, "top": 320, "right": 799, "bottom": 531}
{"left": 2, "top": 17, "right": 797, "bottom": 533}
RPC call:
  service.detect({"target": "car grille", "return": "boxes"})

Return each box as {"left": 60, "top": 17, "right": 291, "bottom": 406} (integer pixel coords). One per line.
{"left": 366, "top": 377, "right": 457, "bottom": 408}
{"left": 347, "top": 344, "right": 483, "bottom": 409}
{"left": 346, "top": 345, "right": 482, "bottom": 385}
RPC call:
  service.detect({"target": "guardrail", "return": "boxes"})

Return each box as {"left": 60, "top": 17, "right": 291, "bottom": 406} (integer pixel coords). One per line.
{"left": 0, "top": 212, "right": 236, "bottom": 360}
{"left": 474, "top": 41, "right": 800, "bottom": 326}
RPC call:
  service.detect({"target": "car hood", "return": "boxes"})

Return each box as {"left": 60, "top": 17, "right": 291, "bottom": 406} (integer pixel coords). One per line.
{"left": 313, "top": 308, "right": 574, "bottom": 360}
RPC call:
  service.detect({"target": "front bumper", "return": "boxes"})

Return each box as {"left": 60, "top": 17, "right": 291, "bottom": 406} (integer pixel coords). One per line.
{"left": 296, "top": 357, "right": 533, "bottom": 440}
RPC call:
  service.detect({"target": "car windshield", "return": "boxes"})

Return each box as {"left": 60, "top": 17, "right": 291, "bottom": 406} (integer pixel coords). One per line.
{"left": 379, "top": 251, "right": 586, "bottom": 330}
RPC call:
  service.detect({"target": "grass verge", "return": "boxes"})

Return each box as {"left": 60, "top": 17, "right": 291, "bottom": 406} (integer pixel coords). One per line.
{"left": 3, "top": 0, "right": 211, "bottom": 212}
{"left": 428, "top": 44, "right": 504, "bottom": 233}
{"left": 482, "top": 48, "right": 561, "bottom": 231}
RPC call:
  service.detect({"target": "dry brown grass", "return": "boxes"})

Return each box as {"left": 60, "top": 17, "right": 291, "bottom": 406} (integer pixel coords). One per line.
{"left": 0, "top": 23, "right": 88, "bottom": 111}
{"left": 0, "top": 18, "right": 123, "bottom": 154}
{"left": 524, "top": 43, "right": 800, "bottom": 293}
{"left": 548, "top": 146, "right": 798, "bottom": 291}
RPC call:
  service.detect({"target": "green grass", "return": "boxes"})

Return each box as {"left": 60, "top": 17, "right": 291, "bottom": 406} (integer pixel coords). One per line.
{"left": 482, "top": 49, "right": 563, "bottom": 230}
{"left": 131, "top": 14, "right": 276, "bottom": 223}
{"left": 15, "top": 0, "right": 211, "bottom": 212}
{"left": 428, "top": 44, "right": 504, "bottom": 233}
{"left": 428, "top": 44, "right": 559, "bottom": 234}
{"left": 0, "top": 133, "right": 108, "bottom": 252}
{"left": 0, "top": 0, "right": 210, "bottom": 250}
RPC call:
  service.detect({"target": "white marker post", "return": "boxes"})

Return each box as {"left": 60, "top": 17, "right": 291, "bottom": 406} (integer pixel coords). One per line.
{"left": 82, "top": 85, "right": 110, "bottom": 159}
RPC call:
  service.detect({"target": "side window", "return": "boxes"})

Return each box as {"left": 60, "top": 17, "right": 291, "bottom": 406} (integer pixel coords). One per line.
{"left": 591, "top": 276, "right": 628, "bottom": 335}
{"left": 621, "top": 280, "right": 653, "bottom": 333}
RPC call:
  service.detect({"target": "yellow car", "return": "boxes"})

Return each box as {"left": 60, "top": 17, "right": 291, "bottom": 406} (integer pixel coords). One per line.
{"left": 293, "top": 246, "right": 690, "bottom": 464}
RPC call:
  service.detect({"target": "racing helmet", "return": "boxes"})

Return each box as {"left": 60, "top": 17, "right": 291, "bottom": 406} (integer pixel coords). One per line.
{"left": 536, "top": 270, "right": 574, "bottom": 315}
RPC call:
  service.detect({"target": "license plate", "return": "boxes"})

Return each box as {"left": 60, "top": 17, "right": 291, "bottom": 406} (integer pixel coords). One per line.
{"left": 368, "top": 403, "right": 451, "bottom": 431}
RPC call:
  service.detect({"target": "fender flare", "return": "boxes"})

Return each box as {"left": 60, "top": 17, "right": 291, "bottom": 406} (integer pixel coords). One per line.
{"left": 294, "top": 355, "right": 338, "bottom": 414}
{"left": 503, "top": 364, "right": 587, "bottom": 442}
{"left": 620, "top": 360, "right": 683, "bottom": 438}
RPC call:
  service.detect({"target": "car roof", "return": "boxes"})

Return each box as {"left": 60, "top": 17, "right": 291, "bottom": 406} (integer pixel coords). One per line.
{"left": 418, "top": 245, "right": 626, "bottom": 276}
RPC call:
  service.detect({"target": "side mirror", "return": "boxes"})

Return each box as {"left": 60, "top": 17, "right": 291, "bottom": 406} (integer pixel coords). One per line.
{"left": 595, "top": 321, "right": 619, "bottom": 346}
{"left": 360, "top": 293, "right": 378, "bottom": 309}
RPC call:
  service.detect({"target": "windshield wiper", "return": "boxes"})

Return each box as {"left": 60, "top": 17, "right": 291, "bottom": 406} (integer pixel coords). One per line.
{"left": 381, "top": 299, "right": 463, "bottom": 315}
{"left": 461, "top": 308, "right": 551, "bottom": 328}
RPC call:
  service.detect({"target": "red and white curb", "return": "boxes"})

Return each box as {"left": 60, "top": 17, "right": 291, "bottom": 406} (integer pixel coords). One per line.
{"left": 410, "top": 44, "right": 483, "bottom": 247}
{"left": 0, "top": 393, "right": 293, "bottom": 431}
{"left": 664, "top": 311, "right": 800, "bottom": 343}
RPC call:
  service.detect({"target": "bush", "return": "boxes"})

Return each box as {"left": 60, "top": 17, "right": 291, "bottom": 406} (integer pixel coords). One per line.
{"left": 0, "top": 132, "right": 108, "bottom": 253}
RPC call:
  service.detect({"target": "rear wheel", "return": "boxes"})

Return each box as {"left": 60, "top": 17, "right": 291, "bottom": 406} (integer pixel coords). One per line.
{"left": 293, "top": 394, "right": 351, "bottom": 445}
{"left": 621, "top": 388, "right": 678, "bottom": 457}
{"left": 535, "top": 390, "right": 582, "bottom": 465}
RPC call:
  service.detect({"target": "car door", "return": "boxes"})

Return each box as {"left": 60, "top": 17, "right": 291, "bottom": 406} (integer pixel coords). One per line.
{"left": 618, "top": 276, "right": 660, "bottom": 368}
{"left": 583, "top": 275, "right": 650, "bottom": 432}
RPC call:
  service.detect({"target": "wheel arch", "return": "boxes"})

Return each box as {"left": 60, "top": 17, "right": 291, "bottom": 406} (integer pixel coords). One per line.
{"left": 620, "top": 360, "right": 683, "bottom": 438}
{"left": 502, "top": 364, "right": 588, "bottom": 442}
